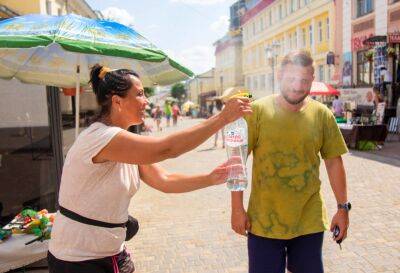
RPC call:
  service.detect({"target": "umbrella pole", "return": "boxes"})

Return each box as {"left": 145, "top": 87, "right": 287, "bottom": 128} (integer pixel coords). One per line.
{"left": 74, "top": 55, "right": 81, "bottom": 139}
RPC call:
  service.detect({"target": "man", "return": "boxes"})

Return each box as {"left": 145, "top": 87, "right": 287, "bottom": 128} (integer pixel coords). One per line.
{"left": 231, "top": 51, "right": 350, "bottom": 273}
{"left": 332, "top": 95, "right": 344, "bottom": 117}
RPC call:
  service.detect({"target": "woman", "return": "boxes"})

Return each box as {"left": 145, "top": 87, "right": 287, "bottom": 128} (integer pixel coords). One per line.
{"left": 47, "top": 65, "right": 251, "bottom": 273}
{"left": 153, "top": 105, "right": 163, "bottom": 131}
{"left": 172, "top": 102, "right": 181, "bottom": 126}
{"left": 213, "top": 99, "right": 225, "bottom": 148}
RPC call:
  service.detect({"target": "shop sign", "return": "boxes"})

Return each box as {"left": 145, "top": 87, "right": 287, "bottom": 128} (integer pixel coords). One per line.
{"left": 388, "top": 32, "right": 400, "bottom": 43}
{"left": 339, "top": 88, "right": 372, "bottom": 105}
{"left": 352, "top": 33, "right": 374, "bottom": 51}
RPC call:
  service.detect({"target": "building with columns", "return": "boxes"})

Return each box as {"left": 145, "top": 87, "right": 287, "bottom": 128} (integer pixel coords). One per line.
{"left": 241, "top": 0, "right": 335, "bottom": 99}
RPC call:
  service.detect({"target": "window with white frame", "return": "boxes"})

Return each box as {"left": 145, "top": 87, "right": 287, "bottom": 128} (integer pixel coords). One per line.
{"left": 268, "top": 73, "right": 274, "bottom": 90}
{"left": 356, "top": 0, "right": 373, "bottom": 18}
{"left": 293, "top": 31, "right": 297, "bottom": 48}
{"left": 326, "top": 18, "right": 330, "bottom": 40}
{"left": 247, "top": 76, "right": 252, "bottom": 89}
{"left": 309, "top": 25, "right": 313, "bottom": 46}
{"left": 318, "top": 65, "right": 324, "bottom": 81}
{"left": 253, "top": 76, "right": 258, "bottom": 90}
{"left": 289, "top": 33, "right": 292, "bottom": 49}
{"left": 302, "top": 28, "right": 306, "bottom": 47}
{"left": 260, "top": 75, "right": 266, "bottom": 89}
{"left": 269, "top": 10, "right": 272, "bottom": 26}
{"left": 279, "top": 4, "right": 283, "bottom": 20}
{"left": 253, "top": 22, "right": 256, "bottom": 35}
{"left": 327, "top": 66, "right": 331, "bottom": 82}
{"left": 290, "top": 0, "right": 295, "bottom": 13}
{"left": 46, "top": 0, "right": 52, "bottom": 15}
{"left": 260, "top": 17, "right": 264, "bottom": 30}
{"left": 318, "top": 21, "right": 323, "bottom": 43}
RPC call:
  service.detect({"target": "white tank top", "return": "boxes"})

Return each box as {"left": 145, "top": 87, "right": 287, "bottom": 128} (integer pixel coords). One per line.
{"left": 49, "top": 122, "right": 140, "bottom": 261}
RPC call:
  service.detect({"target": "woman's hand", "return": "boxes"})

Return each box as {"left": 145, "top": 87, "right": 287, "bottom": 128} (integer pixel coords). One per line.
{"left": 208, "top": 156, "right": 244, "bottom": 185}
{"left": 219, "top": 98, "right": 252, "bottom": 124}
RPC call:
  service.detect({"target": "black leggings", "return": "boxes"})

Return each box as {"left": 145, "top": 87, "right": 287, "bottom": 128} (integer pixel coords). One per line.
{"left": 48, "top": 249, "right": 134, "bottom": 273}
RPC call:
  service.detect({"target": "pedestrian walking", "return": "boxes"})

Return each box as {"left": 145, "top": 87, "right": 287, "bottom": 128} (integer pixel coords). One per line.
{"left": 172, "top": 102, "right": 181, "bottom": 126}
{"left": 47, "top": 65, "right": 252, "bottom": 273}
{"left": 231, "top": 51, "right": 350, "bottom": 273}
{"left": 153, "top": 105, "right": 163, "bottom": 131}
{"left": 164, "top": 101, "right": 172, "bottom": 127}
{"left": 332, "top": 95, "right": 344, "bottom": 117}
{"left": 213, "top": 99, "right": 225, "bottom": 148}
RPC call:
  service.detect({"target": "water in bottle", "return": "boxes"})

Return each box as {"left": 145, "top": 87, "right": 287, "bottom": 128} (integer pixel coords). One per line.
{"left": 224, "top": 117, "right": 248, "bottom": 191}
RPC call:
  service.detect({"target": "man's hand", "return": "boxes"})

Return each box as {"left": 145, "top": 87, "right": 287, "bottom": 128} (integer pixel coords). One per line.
{"left": 231, "top": 208, "right": 251, "bottom": 236}
{"left": 330, "top": 209, "right": 349, "bottom": 242}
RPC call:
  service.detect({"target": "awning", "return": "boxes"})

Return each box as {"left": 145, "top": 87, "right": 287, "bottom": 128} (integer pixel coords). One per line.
{"left": 363, "top": 35, "right": 387, "bottom": 46}
{"left": 310, "top": 82, "right": 340, "bottom": 96}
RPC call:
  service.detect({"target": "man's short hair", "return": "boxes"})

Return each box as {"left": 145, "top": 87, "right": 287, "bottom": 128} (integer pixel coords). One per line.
{"left": 280, "top": 50, "right": 314, "bottom": 73}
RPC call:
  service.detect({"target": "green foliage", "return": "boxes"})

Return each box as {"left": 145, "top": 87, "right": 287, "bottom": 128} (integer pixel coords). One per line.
{"left": 171, "top": 82, "right": 186, "bottom": 101}
{"left": 144, "top": 87, "right": 155, "bottom": 97}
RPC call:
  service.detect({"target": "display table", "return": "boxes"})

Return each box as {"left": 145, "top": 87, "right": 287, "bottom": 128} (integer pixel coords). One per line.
{"left": 0, "top": 234, "right": 48, "bottom": 273}
{"left": 339, "top": 124, "right": 388, "bottom": 149}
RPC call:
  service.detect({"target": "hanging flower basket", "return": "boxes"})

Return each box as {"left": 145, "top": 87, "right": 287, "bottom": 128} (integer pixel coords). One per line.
{"left": 387, "top": 47, "right": 396, "bottom": 57}
{"left": 62, "top": 87, "right": 84, "bottom": 96}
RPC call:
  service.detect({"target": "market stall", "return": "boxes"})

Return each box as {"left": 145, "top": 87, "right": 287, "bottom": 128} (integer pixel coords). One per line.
{"left": 0, "top": 13, "right": 193, "bottom": 272}
{"left": 339, "top": 123, "right": 388, "bottom": 149}
{"left": 0, "top": 209, "right": 54, "bottom": 273}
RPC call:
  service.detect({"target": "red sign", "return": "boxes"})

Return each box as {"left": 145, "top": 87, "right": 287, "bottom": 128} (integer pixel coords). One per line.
{"left": 389, "top": 32, "right": 400, "bottom": 43}
{"left": 352, "top": 33, "right": 374, "bottom": 51}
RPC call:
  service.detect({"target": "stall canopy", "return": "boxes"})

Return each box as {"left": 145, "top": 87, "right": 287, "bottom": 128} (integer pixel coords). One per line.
{"left": 310, "top": 82, "right": 340, "bottom": 96}
{"left": 0, "top": 14, "right": 194, "bottom": 138}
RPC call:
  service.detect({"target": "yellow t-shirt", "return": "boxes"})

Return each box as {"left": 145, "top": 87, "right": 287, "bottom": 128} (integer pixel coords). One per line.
{"left": 244, "top": 95, "right": 348, "bottom": 239}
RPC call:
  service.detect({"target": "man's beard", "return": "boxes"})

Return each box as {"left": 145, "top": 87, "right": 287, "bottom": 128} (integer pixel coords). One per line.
{"left": 281, "top": 90, "right": 309, "bottom": 105}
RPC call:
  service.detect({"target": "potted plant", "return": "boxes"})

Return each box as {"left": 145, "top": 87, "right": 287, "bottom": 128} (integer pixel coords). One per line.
{"left": 387, "top": 47, "right": 396, "bottom": 57}
{"left": 364, "top": 50, "right": 374, "bottom": 61}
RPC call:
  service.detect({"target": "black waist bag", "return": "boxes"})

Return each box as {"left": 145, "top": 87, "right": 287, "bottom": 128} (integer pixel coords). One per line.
{"left": 59, "top": 206, "right": 139, "bottom": 241}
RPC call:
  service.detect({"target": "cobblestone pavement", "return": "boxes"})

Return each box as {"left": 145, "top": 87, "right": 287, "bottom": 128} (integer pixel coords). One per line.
{"left": 126, "top": 118, "right": 400, "bottom": 273}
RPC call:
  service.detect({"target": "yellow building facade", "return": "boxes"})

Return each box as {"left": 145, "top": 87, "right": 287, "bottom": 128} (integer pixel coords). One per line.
{"left": 214, "top": 32, "right": 244, "bottom": 96}
{"left": 242, "top": 0, "right": 335, "bottom": 98}
{"left": 187, "top": 68, "right": 216, "bottom": 105}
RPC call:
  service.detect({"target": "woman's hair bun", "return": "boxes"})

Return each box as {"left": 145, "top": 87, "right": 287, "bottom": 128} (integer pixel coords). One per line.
{"left": 89, "top": 64, "right": 104, "bottom": 96}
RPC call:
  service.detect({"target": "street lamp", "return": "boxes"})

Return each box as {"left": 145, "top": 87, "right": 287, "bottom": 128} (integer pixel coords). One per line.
{"left": 265, "top": 42, "right": 281, "bottom": 94}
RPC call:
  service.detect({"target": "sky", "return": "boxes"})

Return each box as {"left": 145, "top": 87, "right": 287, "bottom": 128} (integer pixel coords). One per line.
{"left": 86, "top": 0, "right": 237, "bottom": 75}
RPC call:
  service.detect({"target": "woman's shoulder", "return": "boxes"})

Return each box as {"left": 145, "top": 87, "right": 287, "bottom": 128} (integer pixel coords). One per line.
{"left": 77, "top": 122, "right": 123, "bottom": 144}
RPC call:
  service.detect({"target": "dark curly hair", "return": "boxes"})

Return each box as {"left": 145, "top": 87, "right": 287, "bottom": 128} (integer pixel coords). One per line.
{"left": 89, "top": 64, "right": 140, "bottom": 120}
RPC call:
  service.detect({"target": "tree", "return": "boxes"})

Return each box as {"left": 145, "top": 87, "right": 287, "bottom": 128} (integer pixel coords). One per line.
{"left": 171, "top": 82, "right": 186, "bottom": 101}
{"left": 144, "top": 87, "right": 155, "bottom": 98}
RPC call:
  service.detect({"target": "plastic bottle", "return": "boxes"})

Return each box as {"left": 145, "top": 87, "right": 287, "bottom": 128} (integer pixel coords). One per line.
{"left": 224, "top": 92, "right": 251, "bottom": 191}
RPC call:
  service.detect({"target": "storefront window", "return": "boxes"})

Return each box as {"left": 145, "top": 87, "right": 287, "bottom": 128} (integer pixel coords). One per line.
{"left": 357, "top": 50, "right": 373, "bottom": 86}
{"left": 0, "top": 79, "right": 58, "bottom": 225}
{"left": 356, "top": 0, "right": 374, "bottom": 18}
